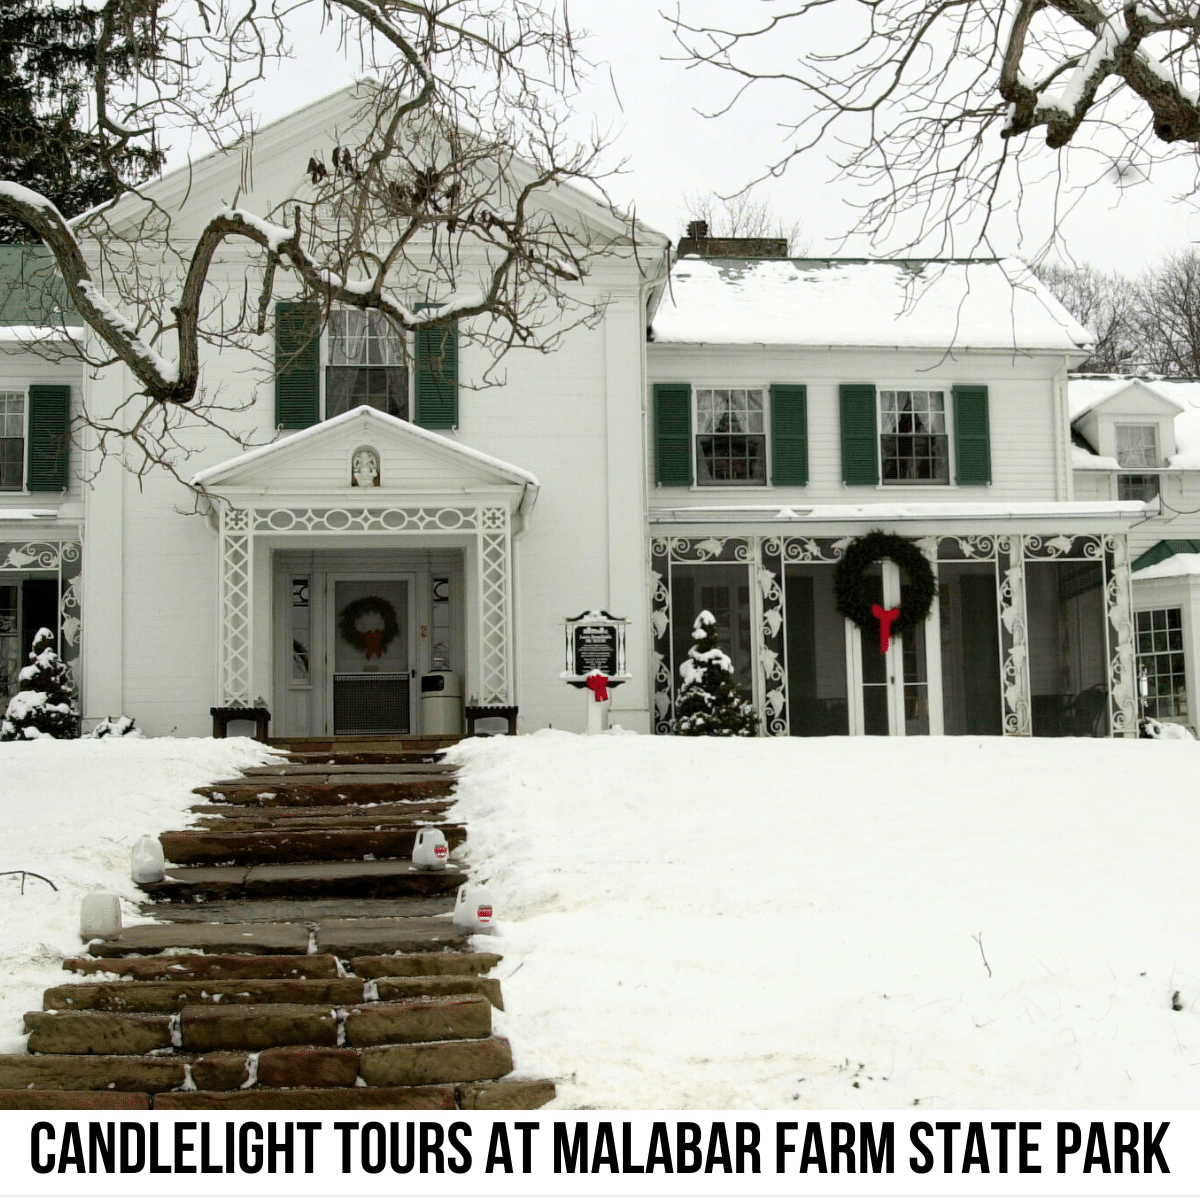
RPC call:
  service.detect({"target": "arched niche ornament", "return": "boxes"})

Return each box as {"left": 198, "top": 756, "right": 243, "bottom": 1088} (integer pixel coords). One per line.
{"left": 351, "top": 446, "right": 381, "bottom": 488}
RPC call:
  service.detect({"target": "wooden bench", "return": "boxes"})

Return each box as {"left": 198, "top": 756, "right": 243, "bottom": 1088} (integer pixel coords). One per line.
{"left": 464, "top": 705, "right": 518, "bottom": 736}
{"left": 210, "top": 706, "right": 271, "bottom": 742}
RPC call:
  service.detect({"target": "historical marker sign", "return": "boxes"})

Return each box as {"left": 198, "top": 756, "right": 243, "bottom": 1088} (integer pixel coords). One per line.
{"left": 562, "top": 610, "right": 629, "bottom": 688}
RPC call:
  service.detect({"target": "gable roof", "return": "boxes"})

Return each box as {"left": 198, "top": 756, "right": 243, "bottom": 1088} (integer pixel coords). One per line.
{"left": 192, "top": 405, "right": 539, "bottom": 513}
{"left": 648, "top": 257, "right": 1092, "bottom": 353}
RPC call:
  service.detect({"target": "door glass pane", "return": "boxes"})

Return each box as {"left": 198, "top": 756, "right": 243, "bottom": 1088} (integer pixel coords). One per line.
{"left": 669, "top": 563, "right": 753, "bottom": 698}
{"left": 1027, "top": 560, "right": 1108, "bottom": 737}
{"left": 899, "top": 569, "right": 930, "bottom": 735}
{"left": 938, "top": 562, "right": 1003, "bottom": 734}
{"left": 784, "top": 564, "right": 849, "bottom": 736}
{"left": 858, "top": 566, "right": 890, "bottom": 735}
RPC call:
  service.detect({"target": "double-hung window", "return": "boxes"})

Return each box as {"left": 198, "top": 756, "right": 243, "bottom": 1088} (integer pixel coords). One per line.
{"left": 1115, "top": 423, "right": 1160, "bottom": 501}
{"left": 880, "top": 389, "right": 950, "bottom": 484}
{"left": 1136, "top": 607, "right": 1186, "bottom": 720}
{"left": 0, "top": 391, "right": 24, "bottom": 491}
{"left": 695, "top": 388, "right": 767, "bottom": 485}
{"left": 326, "top": 310, "right": 408, "bottom": 420}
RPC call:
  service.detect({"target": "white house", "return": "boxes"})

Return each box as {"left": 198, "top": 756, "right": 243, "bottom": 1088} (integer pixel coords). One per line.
{"left": 1069, "top": 375, "right": 1200, "bottom": 733}
{"left": 0, "top": 89, "right": 1157, "bottom": 740}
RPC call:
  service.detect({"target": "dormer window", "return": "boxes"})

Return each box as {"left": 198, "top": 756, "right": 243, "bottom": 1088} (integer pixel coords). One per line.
{"left": 1116, "top": 424, "right": 1158, "bottom": 468}
{"left": 1115, "top": 423, "right": 1160, "bottom": 502}
{"left": 326, "top": 310, "right": 408, "bottom": 420}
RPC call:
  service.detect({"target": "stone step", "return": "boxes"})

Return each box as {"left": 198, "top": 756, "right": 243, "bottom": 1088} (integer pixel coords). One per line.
{"left": 271, "top": 736, "right": 460, "bottom": 752}
{"left": 138, "top": 896, "right": 453, "bottom": 924}
{"left": 190, "top": 811, "right": 460, "bottom": 832}
{"left": 0, "top": 1090, "right": 151, "bottom": 1109}
{"left": 44, "top": 973, "right": 502, "bottom": 1013}
{"left": 350, "top": 951, "right": 501, "bottom": 978}
{"left": 159, "top": 826, "right": 466, "bottom": 865}
{"left": 359, "top": 1036, "right": 513, "bottom": 1087}
{"left": 0, "top": 1053, "right": 186, "bottom": 1092}
{"left": 285, "top": 751, "right": 446, "bottom": 765}
{"left": 142, "top": 859, "right": 467, "bottom": 902}
{"left": 154, "top": 1086, "right": 456, "bottom": 1110}
{"left": 26, "top": 995, "right": 491, "bottom": 1055}
{"left": 190, "top": 800, "right": 455, "bottom": 820}
{"left": 62, "top": 953, "right": 343, "bottom": 981}
{"left": 90, "top": 915, "right": 466, "bottom": 958}
{"left": 243, "top": 762, "right": 459, "bottom": 777}
{"left": 457, "top": 1080, "right": 557, "bottom": 1110}
{"left": 194, "top": 780, "right": 454, "bottom": 805}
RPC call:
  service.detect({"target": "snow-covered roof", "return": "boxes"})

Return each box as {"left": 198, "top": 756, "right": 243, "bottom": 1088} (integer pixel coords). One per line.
{"left": 649, "top": 257, "right": 1092, "bottom": 353}
{"left": 1069, "top": 376, "right": 1200, "bottom": 469}
{"left": 1134, "top": 553, "right": 1200, "bottom": 580}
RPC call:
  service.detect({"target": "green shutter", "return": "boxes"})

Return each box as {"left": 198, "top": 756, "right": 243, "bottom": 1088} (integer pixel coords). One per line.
{"left": 770, "top": 384, "right": 808, "bottom": 486}
{"left": 953, "top": 384, "right": 991, "bottom": 485}
{"left": 274, "top": 301, "right": 320, "bottom": 429}
{"left": 653, "top": 383, "right": 692, "bottom": 486}
{"left": 26, "top": 384, "right": 70, "bottom": 491}
{"left": 413, "top": 316, "right": 458, "bottom": 430}
{"left": 839, "top": 383, "right": 878, "bottom": 486}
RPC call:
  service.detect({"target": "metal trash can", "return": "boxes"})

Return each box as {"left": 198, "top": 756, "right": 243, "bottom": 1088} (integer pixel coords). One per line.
{"left": 420, "top": 670, "right": 462, "bottom": 736}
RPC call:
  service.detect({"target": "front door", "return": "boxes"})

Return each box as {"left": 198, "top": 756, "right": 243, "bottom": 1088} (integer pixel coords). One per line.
{"left": 849, "top": 561, "right": 937, "bottom": 735}
{"left": 328, "top": 576, "right": 416, "bottom": 735}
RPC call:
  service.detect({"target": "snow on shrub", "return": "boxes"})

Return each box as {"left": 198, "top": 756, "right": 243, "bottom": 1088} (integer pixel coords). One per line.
{"left": 1140, "top": 716, "right": 1196, "bottom": 740}
{"left": 90, "top": 715, "right": 141, "bottom": 739}
{"left": 672, "top": 610, "right": 757, "bottom": 737}
{"left": 0, "top": 628, "right": 78, "bottom": 741}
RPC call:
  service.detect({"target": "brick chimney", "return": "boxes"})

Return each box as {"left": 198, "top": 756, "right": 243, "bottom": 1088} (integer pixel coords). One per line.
{"left": 677, "top": 219, "right": 788, "bottom": 259}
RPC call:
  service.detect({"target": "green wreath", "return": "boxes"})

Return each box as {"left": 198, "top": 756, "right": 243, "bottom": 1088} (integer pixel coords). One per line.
{"left": 834, "top": 530, "right": 936, "bottom": 639}
{"left": 338, "top": 595, "right": 400, "bottom": 654}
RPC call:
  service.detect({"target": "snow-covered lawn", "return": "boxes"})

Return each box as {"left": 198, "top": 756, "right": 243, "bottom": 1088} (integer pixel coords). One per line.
{"left": 0, "top": 737, "right": 275, "bottom": 1052}
{"left": 449, "top": 732, "right": 1200, "bottom": 1109}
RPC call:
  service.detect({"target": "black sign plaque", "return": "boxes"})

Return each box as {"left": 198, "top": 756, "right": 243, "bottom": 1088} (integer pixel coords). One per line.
{"left": 572, "top": 624, "right": 618, "bottom": 678}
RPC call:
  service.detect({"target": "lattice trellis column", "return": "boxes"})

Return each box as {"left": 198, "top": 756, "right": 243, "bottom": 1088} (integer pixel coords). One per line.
{"left": 1105, "top": 534, "right": 1138, "bottom": 736}
{"left": 998, "top": 536, "right": 1032, "bottom": 735}
{"left": 219, "top": 506, "right": 253, "bottom": 706}
{"left": 478, "top": 507, "right": 513, "bottom": 705}
{"left": 758, "top": 537, "right": 788, "bottom": 735}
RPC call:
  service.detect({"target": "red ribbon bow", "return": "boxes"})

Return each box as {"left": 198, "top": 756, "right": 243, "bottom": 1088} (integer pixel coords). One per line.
{"left": 871, "top": 604, "right": 902, "bottom": 655}
{"left": 362, "top": 629, "right": 385, "bottom": 660}
{"left": 585, "top": 673, "right": 609, "bottom": 703}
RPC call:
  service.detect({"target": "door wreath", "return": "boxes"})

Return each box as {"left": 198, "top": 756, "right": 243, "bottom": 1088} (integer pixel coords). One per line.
{"left": 338, "top": 595, "right": 400, "bottom": 660}
{"left": 834, "top": 530, "right": 936, "bottom": 652}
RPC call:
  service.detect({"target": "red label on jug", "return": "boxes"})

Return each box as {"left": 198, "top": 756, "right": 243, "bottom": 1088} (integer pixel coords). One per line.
{"left": 477, "top": 905, "right": 493, "bottom": 922}
{"left": 435, "top": 845, "right": 448, "bottom": 858}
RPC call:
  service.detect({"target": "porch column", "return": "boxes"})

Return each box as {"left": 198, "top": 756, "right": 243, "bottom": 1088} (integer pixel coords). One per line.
{"left": 218, "top": 505, "right": 253, "bottom": 706}
{"left": 477, "top": 506, "right": 513, "bottom": 705}
{"left": 1106, "top": 534, "right": 1138, "bottom": 736}
{"left": 998, "top": 535, "right": 1033, "bottom": 735}
{"left": 757, "top": 537, "right": 788, "bottom": 735}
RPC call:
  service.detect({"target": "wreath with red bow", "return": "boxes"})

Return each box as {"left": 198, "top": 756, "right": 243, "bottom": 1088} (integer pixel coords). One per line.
{"left": 338, "top": 596, "right": 400, "bottom": 660}
{"left": 834, "top": 531, "right": 936, "bottom": 644}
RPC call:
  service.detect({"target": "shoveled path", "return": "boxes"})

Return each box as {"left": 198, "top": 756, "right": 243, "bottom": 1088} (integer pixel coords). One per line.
{"left": 0, "top": 735, "right": 555, "bottom": 1110}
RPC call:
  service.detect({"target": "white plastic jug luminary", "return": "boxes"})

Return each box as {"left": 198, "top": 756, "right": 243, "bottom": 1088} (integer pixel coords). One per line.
{"left": 453, "top": 883, "right": 496, "bottom": 935}
{"left": 412, "top": 826, "right": 450, "bottom": 870}
{"left": 79, "top": 886, "right": 122, "bottom": 939}
{"left": 130, "top": 835, "right": 165, "bottom": 884}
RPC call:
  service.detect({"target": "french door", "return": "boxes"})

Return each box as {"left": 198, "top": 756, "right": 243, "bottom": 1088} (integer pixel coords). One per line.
{"left": 847, "top": 560, "right": 942, "bottom": 735}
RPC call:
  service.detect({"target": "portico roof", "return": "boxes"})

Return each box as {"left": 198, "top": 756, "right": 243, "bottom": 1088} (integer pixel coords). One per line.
{"left": 192, "top": 406, "right": 539, "bottom": 518}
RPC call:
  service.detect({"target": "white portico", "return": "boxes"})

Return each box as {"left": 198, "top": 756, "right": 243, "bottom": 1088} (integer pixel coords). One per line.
{"left": 194, "top": 406, "right": 537, "bottom": 737}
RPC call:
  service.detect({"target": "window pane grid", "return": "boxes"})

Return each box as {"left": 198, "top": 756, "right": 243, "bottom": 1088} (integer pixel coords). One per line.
{"left": 329, "top": 310, "right": 405, "bottom": 367}
{"left": 880, "top": 389, "right": 949, "bottom": 484}
{"left": 1116, "top": 424, "right": 1158, "bottom": 468}
{"left": 1118, "top": 473, "right": 1159, "bottom": 502}
{"left": 0, "top": 392, "right": 24, "bottom": 491}
{"left": 695, "top": 388, "right": 766, "bottom": 484}
{"left": 1136, "top": 608, "right": 1187, "bottom": 719}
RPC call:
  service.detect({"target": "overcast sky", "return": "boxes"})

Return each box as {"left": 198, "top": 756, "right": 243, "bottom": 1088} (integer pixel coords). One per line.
{"left": 192, "top": 0, "right": 1200, "bottom": 274}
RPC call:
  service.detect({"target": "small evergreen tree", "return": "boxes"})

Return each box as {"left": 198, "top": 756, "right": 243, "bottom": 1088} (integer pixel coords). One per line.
{"left": 0, "top": 627, "right": 78, "bottom": 739}
{"left": 673, "top": 610, "right": 757, "bottom": 736}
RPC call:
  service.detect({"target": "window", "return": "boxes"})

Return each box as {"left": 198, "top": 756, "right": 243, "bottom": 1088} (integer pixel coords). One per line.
{"left": 1116, "top": 424, "right": 1158, "bottom": 467}
{"left": 1137, "top": 607, "right": 1187, "bottom": 720}
{"left": 880, "top": 389, "right": 949, "bottom": 484}
{"left": 1118, "top": 474, "right": 1160, "bottom": 502}
{"left": 0, "top": 391, "right": 24, "bottom": 491}
{"left": 695, "top": 388, "right": 766, "bottom": 484}
{"left": 326, "top": 310, "right": 408, "bottom": 419}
